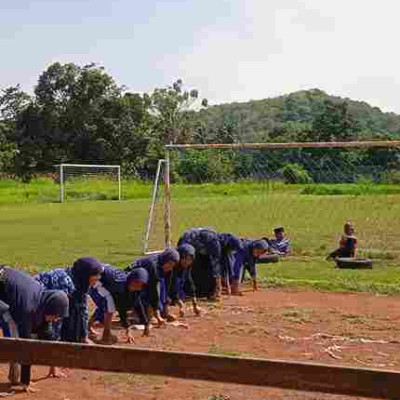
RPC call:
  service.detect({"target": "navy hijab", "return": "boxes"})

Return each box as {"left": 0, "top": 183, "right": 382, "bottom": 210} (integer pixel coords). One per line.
{"left": 159, "top": 248, "right": 180, "bottom": 265}
{"left": 71, "top": 257, "right": 104, "bottom": 293}
{"left": 0, "top": 268, "right": 69, "bottom": 338}
{"left": 126, "top": 267, "right": 149, "bottom": 286}
{"left": 218, "top": 233, "right": 242, "bottom": 252}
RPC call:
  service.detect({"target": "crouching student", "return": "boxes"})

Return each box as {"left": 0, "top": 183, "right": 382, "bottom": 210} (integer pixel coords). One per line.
{"left": 0, "top": 266, "right": 69, "bottom": 392}
{"left": 35, "top": 257, "right": 103, "bottom": 377}
{"left": 35, "top": 257, "right": 104, "bottom": 343}
{"left": 167, "top": 244, "right": 201, "bottom": 319}
{"left": 178, "top": 228, "right": 242, "bottom": 301}
{"left": 0, "top": 298, "right": 20, "bottom": 385}
{"left": 122, "top": 268, "right": 151, "bottom": 338}
{"left": 232, "top": 239, "right": 269, "bottom": 295}
{"left": 218, "top": 233, "right": 243, "bottom": 296}
{"left": 125, "top": 248, "right": 180, "bottom": 324}
{"left": 327, "top": 222, "right": 358, "bottom": 260}
{"left": 88, "top": 264, "right": 128, "bottom": 344}
{"left": 267, "top": 227, "right": 291, "bottom": 256}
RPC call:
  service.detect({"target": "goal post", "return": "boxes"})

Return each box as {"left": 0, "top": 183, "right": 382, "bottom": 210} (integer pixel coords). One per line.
{"left": 58, "top": 163, "right": 121, "bottom": 203}
{"left": 145, "top": 140, "right": 400, "bottom": 258}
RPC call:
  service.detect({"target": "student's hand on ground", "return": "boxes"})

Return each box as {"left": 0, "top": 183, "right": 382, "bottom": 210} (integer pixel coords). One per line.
{"left": 126, "top": 330, "right": 135, "bottom": 344}
{"left": 157, "top": 316, "right": 166, "bottom": 326}
{"left": 47, "top": 367, "right": 67, "bottom": 379}
{"left": 193, "top": 304, "right": 202, "bottom": 316}
{"left": 88, "top": 330, "right": 98, "bottom": 341}
{"left": 82, "top": 337, "right": 94, "bottom": 345}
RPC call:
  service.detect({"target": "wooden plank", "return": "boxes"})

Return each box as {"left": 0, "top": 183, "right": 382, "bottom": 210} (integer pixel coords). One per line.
{"left": 0, "top": 338, "right": 399, "bottom": 398}
{"left": 165, "top": 140, "right": 400, "bottom": 150}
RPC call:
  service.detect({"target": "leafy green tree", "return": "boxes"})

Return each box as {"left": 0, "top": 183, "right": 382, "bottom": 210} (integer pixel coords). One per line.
{"left": 149, "top": 79, "right": 207, "bottom": 145}
{"left": 0, "top": 85, "right": 31, "bottom": 122}
{"left": 312, "top": 99, "right": 358, "bottom": 141}
{"left": 15, "top": 62, "right": 153, "bottom": 178}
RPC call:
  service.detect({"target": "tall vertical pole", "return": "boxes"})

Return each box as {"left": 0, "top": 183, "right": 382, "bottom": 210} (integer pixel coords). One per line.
{"left": 164, "top": 148, "right": 172, "bottom": 248}
{"left": 60, "top": 164, "right": 64, "bottom": 203}
{"left": 143, "top": 159, "right": 164, "bottom": 254}
{"left": 118, "top": 166, "right": 122, "bottom": 201}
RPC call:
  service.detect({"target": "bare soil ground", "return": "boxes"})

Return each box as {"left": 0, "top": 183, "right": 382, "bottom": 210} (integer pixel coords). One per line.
{"left": 1, "top": 289, "right": 400, "bottom": 400}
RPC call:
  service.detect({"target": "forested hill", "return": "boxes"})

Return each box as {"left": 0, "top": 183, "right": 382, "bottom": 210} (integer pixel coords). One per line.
{"left": 195, "top": 89, "right": 400, "bottom": 143}
{"left": 1, "top": 62, "right": 400, "bottom": 180}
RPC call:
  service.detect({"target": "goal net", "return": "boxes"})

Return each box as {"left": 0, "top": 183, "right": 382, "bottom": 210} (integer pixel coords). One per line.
{"left": 146, "top": 141, "right": 400, "bottom": 262}
{"left": 59, "top": 164, "right": 121, "bottom": 203}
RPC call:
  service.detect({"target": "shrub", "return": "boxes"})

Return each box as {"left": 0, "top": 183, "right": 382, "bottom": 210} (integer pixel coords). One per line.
{"left": 281, "top": 163, "right": 313, "bottom": 184}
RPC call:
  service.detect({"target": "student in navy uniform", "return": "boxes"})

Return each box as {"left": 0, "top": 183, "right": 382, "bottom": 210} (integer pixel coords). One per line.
{"left": 231, "top": 239, "right": 269, "bottom": 295}
{"left": 0, "top": 266, "right": 69, "bottom": 392}
{"left": 118, "top": 267, "right": 151, "bottom": 338}
{"left": 0, "top": 298, "right": 20, "bottom": 385}
{"left": 89, "top": 263, "right": 128, "bottom": 344}
{"left": 35, "top": 257, "right": 104, "bottom": 344}
{"left": 35, "top": 257, "right": 103, "bottom": 377}
{"left": 177, "top": 228, "right": 242, "bottom": 300}
{"left": 125, "top": 248, "right": 180, "bottom": 325}
{"left": 88, "top": 264, "right": 154, "bottom": 343}
{"left": 167, "top": 244, "right": 201, "bottom": 318}
{"left": 267, "top": 227, "right": 291, "bottom": 256}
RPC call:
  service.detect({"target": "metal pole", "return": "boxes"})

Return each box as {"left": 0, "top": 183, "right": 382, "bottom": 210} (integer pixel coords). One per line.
{"left": 118, "top": 166, "right": 122, "bottom": 201}
{"left": 164, "top": 149, "right": 172, "bottom": 248}
{"left": 60, "top": 164, "right": 64, "bottom": 203}
{"left": 165, "top": 140, "right": 400, "bottom": 150}
{"left": 143, "top": 160, "right": 164, "bottom": 254}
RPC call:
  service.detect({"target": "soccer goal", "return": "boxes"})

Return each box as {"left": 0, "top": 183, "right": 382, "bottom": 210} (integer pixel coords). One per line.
{"left": 59, "top": 164, "right": 121, "bottom": 203}
{"left": 146, "top": 140, "right": 400, "bottom": 260}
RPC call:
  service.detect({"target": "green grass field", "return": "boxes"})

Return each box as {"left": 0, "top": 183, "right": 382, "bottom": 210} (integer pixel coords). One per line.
{"left": 1, "top": 178, "right": 400, "bottom": 293}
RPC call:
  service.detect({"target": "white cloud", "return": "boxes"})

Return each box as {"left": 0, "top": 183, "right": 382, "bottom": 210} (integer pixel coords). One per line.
{"left": 177, "top": 0, "right": 400, "bottom": 112}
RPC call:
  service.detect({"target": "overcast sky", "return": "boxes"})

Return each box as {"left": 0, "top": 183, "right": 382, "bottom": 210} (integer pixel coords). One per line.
{"left": 1, "top": 0, "right": 400, "bottom": 112}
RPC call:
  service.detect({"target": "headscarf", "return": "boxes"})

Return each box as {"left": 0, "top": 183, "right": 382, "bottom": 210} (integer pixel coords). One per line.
{"left": 39, "top": 290, "right": 69, "bottom": 318}
{"left": 126, "top": 267, "right": 149, "bottom": 286}
{"left": 177, "top": 244, "right": 196, "bottom": 258}
{"left": 198, "top": 229, "right": 217, "bottom": 243}
{"left": 252, "top": 239, "right": 269, "bottom": 251}
{"left": 71, "top": 257, "right": 104, "bottom": 292}
{"left": 218, "top": 233, "right": 242, "bottom": 252}
{"left": 159, "top": 248, "right": 180, "bottom": 265}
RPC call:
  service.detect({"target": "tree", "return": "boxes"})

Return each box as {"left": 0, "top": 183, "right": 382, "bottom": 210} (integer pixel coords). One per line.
{"left": 149, "top": 79, "right": 207, "bottom": 144}
{"left": 312, "top": 99, "right": 358, "bottom": 142}
{"left": 0, "top": 85, "right": 31, "bottom": 122}
{"left": 0, "top": 122, "right": 16, "bottom": 173}
{"left": 14, "top": 62, "right": 154, "bottom": 179}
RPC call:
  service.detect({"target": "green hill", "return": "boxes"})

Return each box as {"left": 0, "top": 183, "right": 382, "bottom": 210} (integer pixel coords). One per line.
{"left": 196, "top": 89, "right": 400, "bottom": 143}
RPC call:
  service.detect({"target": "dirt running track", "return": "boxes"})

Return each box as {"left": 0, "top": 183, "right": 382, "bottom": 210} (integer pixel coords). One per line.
{"left": 1, "top": 289, "right": 400, "bottom": 400}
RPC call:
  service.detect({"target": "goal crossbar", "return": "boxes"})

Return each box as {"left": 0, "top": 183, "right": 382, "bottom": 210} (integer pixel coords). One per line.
{"left": 58, "top": 163, "right": 121, "bottom": 169}
{"left": 165, "top": 140, "right": 400, "bottom": 150}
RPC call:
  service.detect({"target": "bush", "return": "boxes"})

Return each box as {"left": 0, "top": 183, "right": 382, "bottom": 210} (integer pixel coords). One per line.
{"left": 386, "top": 172, "right": 400, "bottom": 184}
{"left": 281, "top": 163, "right": 313, "bottom": 184}
{"left": 177, "top": 150, "right": 235, "bottom": 183}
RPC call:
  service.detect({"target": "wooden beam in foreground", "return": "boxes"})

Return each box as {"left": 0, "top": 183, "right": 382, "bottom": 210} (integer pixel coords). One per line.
{"left": 165, "top": 140, "right": 400, "bottom": 150}
{"left": 0, "top": 338, "right": 399, "bottom": 398}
